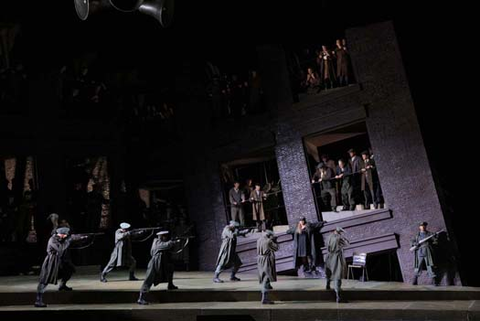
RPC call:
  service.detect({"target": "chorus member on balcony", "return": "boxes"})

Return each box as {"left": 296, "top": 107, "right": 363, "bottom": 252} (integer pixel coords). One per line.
{"left": 250, "top": 183, "right": 267, "bottom": 232}
{"left": 243, "top": 178, "right": 255, "bottom": 226}
{"left": 34, "top": 227, "right": 91, "bottom": 307}
{"left": 335, "top": 159, "right": 355, "bottom": 211}
{"left": 137, "top": 231, "right": 182, "bottom": 305}
{"left": 100, "top": 222, "right": 143, "bottom": 282}
{"left": 320, "top": 154, "right": 336, "bottom": 172}
{"left": 313, "top": 163, "right": 338, "bottom": 212}
{"left": 360, "top": 151, "right": 382, "bottom": 209}
{"left": 213, "top": 220, "right": 250, "bottom": 283}
{"left": 286, "top": 217, "right": 325, "bottom": 275}
{"left": 305, "top": 67, "right": 321, "bottom": 94}
{"left": 348, "top": 148, "right": 364, "bottom": 208}
{"left": 317, "top": 45, "right": 336, "bottom": 90}
{"left": 334, "top": 39, "right": 350, "bottom": 86}
{"left": 325, "top": 226, "right": 349, "bottom": 303}
{"left": 229, "top": 181, "right": 246, "bottom": 227}
{"left": 257, "top": 230, "right": 279, "bottom": 304}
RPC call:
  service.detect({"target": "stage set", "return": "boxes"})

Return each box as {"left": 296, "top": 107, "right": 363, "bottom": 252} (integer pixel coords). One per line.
{"left": 1, "top": 268, "right": 480, "bottom": 321}
{"left": 0, "top": 1, "right": 473, "bottom": 320}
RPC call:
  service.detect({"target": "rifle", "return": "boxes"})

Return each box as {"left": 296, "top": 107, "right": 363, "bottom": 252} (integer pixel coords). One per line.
{"left": 173, "top": 235, "right": 196, "bottom": 240}
{"left": 130, "top": 227, "right": 163, "bottom": 234}
{"left": 130, "top": 227, "right": 163, "bottom": 243}
{"left": 409, "top": 229, "right": 445, "bottom": 252}
{"left": 70, "top": 232, "right": 105, "bottom": 250}
{"left": 76, "top": 232, "right": 105, "bottom": 237}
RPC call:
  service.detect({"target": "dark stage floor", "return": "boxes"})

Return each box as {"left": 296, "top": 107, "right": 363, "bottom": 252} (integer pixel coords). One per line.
{"left": 1, "top": 269, "right": 479, "bottom": 320}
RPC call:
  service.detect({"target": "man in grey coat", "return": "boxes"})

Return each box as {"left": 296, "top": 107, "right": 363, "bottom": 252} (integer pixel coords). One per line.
{"left": 34, "top": 227, "right": 90, "bottom": 307}
{"left": 213, "top": 220, "right": 250, "bottom": 283}
{"left": 137, "top": 231, "right": 182, "bottom": 305}
{"left": 325, "top": 226, "right": 349, "bottom": 303}
{"left": 100, "top": 222, "right": 143, "bottom": 282}
{"left": 257, "top": 230, "right": 279, "bottom": 304}
{"left": 411, "top": 221, "right": 438, "bottom": 285}
{"left": 229, "top": 181, "right": 246, "bottom": 226}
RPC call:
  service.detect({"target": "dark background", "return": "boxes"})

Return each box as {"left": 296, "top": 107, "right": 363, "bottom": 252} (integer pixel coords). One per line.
{"left": 1, "top": 1, "right": 475, "bottom": 283}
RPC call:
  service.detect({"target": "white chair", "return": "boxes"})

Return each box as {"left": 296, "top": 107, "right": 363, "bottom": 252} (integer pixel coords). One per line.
{"left": 347, "top": 252, "right": 369, "bottom": 282}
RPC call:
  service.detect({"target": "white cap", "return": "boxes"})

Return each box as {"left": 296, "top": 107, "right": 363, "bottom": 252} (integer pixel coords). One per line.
{"left": 120, "top": 222, "right": 131, "bottom": 229}
{"left": 156, "top": 231, "right": 169, "bottom": 236}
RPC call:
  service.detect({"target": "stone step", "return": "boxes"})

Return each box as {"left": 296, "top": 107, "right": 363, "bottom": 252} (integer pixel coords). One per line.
{"left": 2, "top": 287, "right": 480, "bottom": 306}
{"left": 1, "top": 300, "right": 479, "bottom": 321}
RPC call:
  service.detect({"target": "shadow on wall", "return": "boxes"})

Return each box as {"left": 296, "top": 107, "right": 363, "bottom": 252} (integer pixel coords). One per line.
{"left": 434, "top": 231, "right": 457, "bottom": 286}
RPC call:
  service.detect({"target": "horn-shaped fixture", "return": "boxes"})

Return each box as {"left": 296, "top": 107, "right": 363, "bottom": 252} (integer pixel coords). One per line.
{"left": 109, "top": 0, "right": 144, "bottom": 12}
{"left": 74, "top": 0, "right": 174, "bottom": 27}
{"left": 138, "top": 0, "right": 174, "bottom": 27}
{"left": 74, "top": 0, "right": 90, "bottom": 20}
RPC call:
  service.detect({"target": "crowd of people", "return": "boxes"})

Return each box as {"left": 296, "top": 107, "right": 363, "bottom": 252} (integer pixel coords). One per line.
{"left": 227, "top": 178, "right": 283, "bottom": 232}
{"left": 288, "top": 39, "right": 355, "bottom": 100}
{"left": 206, "top": 63, "right": 265, "bottom": 121}
{"left": 59, "top": 63, "right": 177, "bottom": 129}
{"left": 311, "top": 148, "right": 383, "bottom": 213}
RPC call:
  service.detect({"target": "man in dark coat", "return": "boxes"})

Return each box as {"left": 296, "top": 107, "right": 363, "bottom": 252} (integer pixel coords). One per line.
{"left": 229, "top": 181, "right": 246, "bottom": 227}
{"left": 137, "top": 231, "right": 182, "bottom": 305}
{"left": 257, "top": 230, "right": 279, "bottom": 304}
{"left": 250, "top": 183, "right": 267, "bottom": 232}
{"left": 335, "top": 159, "right": 355, "bottom": 211}
{"left": 348, "top": 149, "right": 364, "bottom": 207}
{"left": 213, "top": 220, "right": 250, "bottom": 283}
{"left": 100, "top": 222, "right": 143, "bottom": 282}
{"left": 361, "top": 151, "right": 382, "bottom": 209}
{"left": 316, "top": 163, "right": 338, "bottom": 212}
{"left": 325, "top": 226, "right": 349, "bottom": 303}
{"left": 286, "top": 217, "right": 326, "bottom": 274}
{"left": 317, "top": 45, "right": 337, "bottom": 90}
{"left": 34, "top": 227, "right": 90, "bottom": 307}
{"left": 334, "top": 39, "right": 351, "bottom": 86}
{"left": 411, "top": 221, "right": 438, "bottom": 285}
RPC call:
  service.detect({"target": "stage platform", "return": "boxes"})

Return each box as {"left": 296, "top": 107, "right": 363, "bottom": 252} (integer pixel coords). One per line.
{"left": 1, "top": 269, "right": 480, "bottom": 320}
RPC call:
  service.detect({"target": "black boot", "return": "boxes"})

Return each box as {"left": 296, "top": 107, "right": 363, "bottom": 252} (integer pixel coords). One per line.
{"left": 137, "top": 292, "right": 149, "bottom": 305}
{"left": 34, "top": 293, "right": 47, "bottom": 308}
{"left": 326, "top": 280, "right": 331, "bottom": 290}
{"left": 58, "top": 284, "right": 73, "bottom": 291}
{"left": 213, "top": 272, "right": 223, "bottom": 283}
{"left": 230, "top": 273, "right": 241, "bottom": 281}
{"left": 100, "top": 272, "right": 107, "bottom": 283}
{"left": 129, "top": 272, "right": 139, "bottom": 281}
{"left": 168, "top": 282, "right": 178, "bottom": 290}
{"left": 261, "top": 292, "right": 274, "bottom": 305}
{"left": 412, "top": 276, "right": 418, "bottom": 285}
{"left": 335, "top": 290, "right": 348, "bottom": 303}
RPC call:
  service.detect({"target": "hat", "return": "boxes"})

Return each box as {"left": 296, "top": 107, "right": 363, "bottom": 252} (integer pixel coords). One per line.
{"left": 361, "top": 150, "right": 370, "bottom": 156}
{"left": 47, "top": 213, "right": 59, "bottom": 221}
{"left": 299, "top": 216, "right": 307, "bottom": 222}
{"left": 229, "top": 220, "right": 240, "bottom": 227}
{"left": 316, "top": 162, "right": 325, "bottom": 169}
{"left": 56, "top": 227, "right": 70, "bottom": 235}
{"left": 335, "top": 226, "right": 345, "bottom": 233}
{"left": 419, "top": 222, "right": 428, "bottom": 227}
{"left": 120, "top": 222, "right": 131, "bottom": 229}
{"left": 156, "top": 231, "right": 169, "bottom": 236}
{"left": 347, "top": 148, "right": 355, "bottom": 153}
